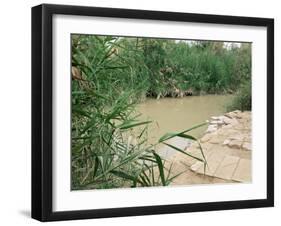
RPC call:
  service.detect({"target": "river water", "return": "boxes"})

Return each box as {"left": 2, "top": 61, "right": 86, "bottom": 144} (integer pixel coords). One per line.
{"left": 136, "top": 95, "right": 233, "bottom": 145}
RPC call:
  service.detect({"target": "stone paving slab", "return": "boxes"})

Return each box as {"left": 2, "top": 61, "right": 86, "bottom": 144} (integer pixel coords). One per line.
{"left": 214, "top": 155, "right": 240, "bottom": 180}
{"left": 232, "top": 158, "right": 251, "bottom": 182}
{"left": 228, "top": 139, "right": 243, "bottom": 149}
{"left": 187, "top": 111, "right": 252, "bottom": 183}
{"left": 158, "top": 136, "right": 191, "bottom": 159}
{"left": 190, "top": 161, "right": 204, "bottom": 172}
{"left": 174, "top": 142, "right": 214, "bottom": 167}
{"left": 209, "top": 136, "right": 225, "bottom": 144}
{"left": 162, "top": 111, "right": 251, "bottom": 185}
{"left": 190, "top": 154, "right": 251, "bottom": 182}
{"left": 191, "top": 152, "right": 225, "bottom": 177}
{"left": 242, "top": 142, "right": 251, "bottom": 151}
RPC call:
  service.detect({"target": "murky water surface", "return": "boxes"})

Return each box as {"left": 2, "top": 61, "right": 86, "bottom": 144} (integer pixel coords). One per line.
{"left": 137, "top": 95, "right": 233, "bottom": 145}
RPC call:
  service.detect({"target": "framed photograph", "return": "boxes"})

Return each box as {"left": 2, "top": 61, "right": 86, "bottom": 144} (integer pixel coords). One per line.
{"left": 32, "top": 4, "right": 274, "bottom": 221}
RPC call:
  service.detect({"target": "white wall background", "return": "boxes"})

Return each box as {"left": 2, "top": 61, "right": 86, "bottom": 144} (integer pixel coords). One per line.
{"left": 0, "top": 0, "right": 279, "bottom": 225}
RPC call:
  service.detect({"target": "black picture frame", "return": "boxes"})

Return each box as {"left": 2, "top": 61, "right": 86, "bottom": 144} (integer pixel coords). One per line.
{"left": 31, "top": 3, "right": 274, "bottom": 222}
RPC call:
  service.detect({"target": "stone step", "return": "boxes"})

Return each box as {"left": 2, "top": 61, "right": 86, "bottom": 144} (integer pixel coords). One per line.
{"left": 158, "top": 136, "right": 191, "bottom": 159}
{"left": 190, "top": 152, "right": 225, "bottom": 177}
{"left": 232, "top": 159, "right": 251, "bottom": 182}
{"left": 190, "top": 154, "right": 251, "bottom": 183}
{"left": 214, "top": 155, "right": 240, "bottom": 180}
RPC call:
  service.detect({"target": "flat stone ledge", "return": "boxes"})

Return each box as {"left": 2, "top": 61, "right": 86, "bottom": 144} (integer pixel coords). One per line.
{"left": 163, "top": 111, "right": 252, "bottom": 186}
{"left": 214, "top": 155, "right": 240, "bottom": 180}
{"left": 190, "top": 152, "right": 225, "bottom": 177}
{"left": 232, "top": 159, "right": 251, "bottom": 182}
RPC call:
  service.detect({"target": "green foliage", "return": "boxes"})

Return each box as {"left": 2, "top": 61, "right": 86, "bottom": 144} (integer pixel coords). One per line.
{"left": 71, "top": 35, "right": 209, "bottom": 190}
{"left": 71, "top": 34, "right": 251, "bottom": 190}
{"left": 72, "top": 35, "right": 251, "bottom": 100}
{"left": 71, "top": 90, "right": 207, "bottom": 189}
{"left": 227, "top": 80, "right": 252, "bottom": 111}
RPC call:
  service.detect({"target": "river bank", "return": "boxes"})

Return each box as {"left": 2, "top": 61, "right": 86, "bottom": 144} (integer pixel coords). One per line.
{"left": 163, "top": 110, "right": 252, "bottom": 185}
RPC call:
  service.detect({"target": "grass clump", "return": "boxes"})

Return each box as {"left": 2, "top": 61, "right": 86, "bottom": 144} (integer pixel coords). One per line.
{"left": 227, "top": 80, "right": 251, "bottom": 111}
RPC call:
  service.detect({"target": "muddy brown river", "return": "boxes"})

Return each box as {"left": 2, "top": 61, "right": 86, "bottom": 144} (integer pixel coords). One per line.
{"left": 137, "top": 95, "right": 233, "bottom": 146}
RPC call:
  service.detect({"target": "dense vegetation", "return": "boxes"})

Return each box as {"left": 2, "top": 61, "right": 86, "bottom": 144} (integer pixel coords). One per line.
{"left": 72, "top": 36, "right": 251, "bottom": 99}
{"left": 71, "top": 35, "right": 251, "bottom": 190}
{"left": 227, "top": 80, "right": 251, "bottom": 111}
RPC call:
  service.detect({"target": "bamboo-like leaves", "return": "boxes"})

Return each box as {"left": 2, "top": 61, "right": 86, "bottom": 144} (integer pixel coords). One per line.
{"left": 158, "top": 123, "right": 208, "bottom": 172}
{"left": 152, "top": 151, "right": 166, "bottom": 186}
{"left": 163, "top": 142, "right": 204, "bottom": 162}
{"left": 158, "top": 122, "right": 207, "bottom": 143}
{"left": 71, "top": 34, "right": 213, "bottom": 190}
{"left": 117, "top": 120, "right": 152, "bottom": 130}
{"left": 110, "top": 170, "right": 140, "bottom": 187}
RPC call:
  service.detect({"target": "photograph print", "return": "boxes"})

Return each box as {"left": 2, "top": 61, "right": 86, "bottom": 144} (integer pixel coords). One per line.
{"left": 71, "top": 34, "right": 252, "bottom": 191}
